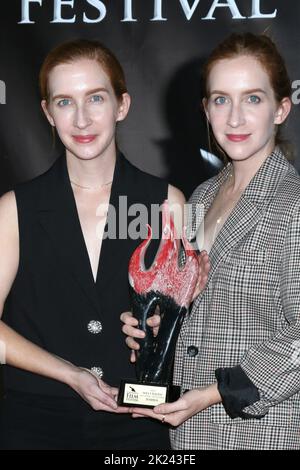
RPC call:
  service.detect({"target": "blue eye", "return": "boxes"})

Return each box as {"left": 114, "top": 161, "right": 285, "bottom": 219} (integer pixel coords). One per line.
{"left": 215, "top": 96, "right": 227, "bottom": 105}
{"left": 90, "top": 95, "right": 103, "bottom": 103}
{"left": 57, "top": 98, "right": 71, "bottom": 107}
{"left": 248, "top": 95, "right": 261, "bottom": 104}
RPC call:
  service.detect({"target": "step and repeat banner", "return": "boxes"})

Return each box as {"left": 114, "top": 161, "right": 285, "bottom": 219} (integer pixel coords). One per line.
{"left": 1, "top": 1, "right": 300, "bottom": 197}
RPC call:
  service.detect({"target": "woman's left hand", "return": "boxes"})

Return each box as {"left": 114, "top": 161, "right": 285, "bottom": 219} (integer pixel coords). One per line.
{"left": 129, "top": 383, "right": 221, "bottom": 427}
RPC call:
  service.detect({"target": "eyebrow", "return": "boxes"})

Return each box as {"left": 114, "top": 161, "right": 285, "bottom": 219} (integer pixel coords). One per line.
{"left": 209, "top": 88, "right": 267, "bottom": 96}
{"left": 52, "top": 87, "right": 109, "bottom": 101}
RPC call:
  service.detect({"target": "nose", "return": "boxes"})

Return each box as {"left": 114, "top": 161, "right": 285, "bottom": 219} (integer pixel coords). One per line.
{"left": 227, "top": 102, "right": 245, "bottom": 128}
{"left": 73, "top": 104, "right": 92, "bottom": 129}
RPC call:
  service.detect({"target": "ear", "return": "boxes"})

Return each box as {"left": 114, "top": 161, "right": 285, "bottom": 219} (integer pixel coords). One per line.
{"left": 202, "top": 97, "right": 210, "bottom": 122}
{"left": 116, "top": 93, "right": 131, "bottom": 122}
{"left": 274, "top": 97, "right": 292, "bottom": 125}
{"left": 41, "top": 100, "right": 55, "bottom": 127}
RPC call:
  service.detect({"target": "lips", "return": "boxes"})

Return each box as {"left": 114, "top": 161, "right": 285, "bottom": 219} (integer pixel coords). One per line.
{"left": 72, "top": 135, "right": 96, "bottom": 144}
{"left": 226, "top": 134, "right": 251, "bottom": 142}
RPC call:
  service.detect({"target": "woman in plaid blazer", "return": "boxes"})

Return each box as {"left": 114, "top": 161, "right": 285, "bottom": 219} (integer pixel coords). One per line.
{"left": 123, "top": 33, "right": 300, "bottom": 449}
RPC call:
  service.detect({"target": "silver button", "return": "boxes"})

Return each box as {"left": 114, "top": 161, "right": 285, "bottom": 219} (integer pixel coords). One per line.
{"left": 87, "top": 320, "right": 103, "bottom": 334}
{"left": 91, "top": 366, "right": 104, "bottom": 378}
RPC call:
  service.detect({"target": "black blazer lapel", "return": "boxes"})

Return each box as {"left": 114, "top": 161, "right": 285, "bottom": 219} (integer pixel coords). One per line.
{"left": 96, "top": 153, "right": 136, "bottom": 297}
{"left": 37, "top": 155, "right": 102, "bottom": 317}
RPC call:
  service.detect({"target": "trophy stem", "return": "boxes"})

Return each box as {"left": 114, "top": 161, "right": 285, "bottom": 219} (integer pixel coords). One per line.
{"left": 131, "top": 288, "right": 187, "bottom": 385}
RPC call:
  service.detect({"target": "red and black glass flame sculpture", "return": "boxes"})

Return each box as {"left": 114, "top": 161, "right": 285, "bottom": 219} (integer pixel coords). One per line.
{"left": 118, "top": 201, "right": 199, "bottom": 408}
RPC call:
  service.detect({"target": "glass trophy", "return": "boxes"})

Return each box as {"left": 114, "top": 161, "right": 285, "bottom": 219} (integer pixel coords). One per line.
{"left": 118, "top": 200, "right": 199, "bottom": 408}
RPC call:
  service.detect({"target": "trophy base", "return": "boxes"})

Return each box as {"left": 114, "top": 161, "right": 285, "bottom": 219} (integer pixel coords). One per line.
{"left": 118, "top": 379, "right": 180, "bottom": 408}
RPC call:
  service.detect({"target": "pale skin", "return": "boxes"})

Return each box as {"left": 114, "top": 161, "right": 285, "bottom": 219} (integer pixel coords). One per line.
{"left": 0, "top": 58, "right": 185, "bottom": 413}
{"left": 121, "top": 55, "right": 292, "bottom": 426}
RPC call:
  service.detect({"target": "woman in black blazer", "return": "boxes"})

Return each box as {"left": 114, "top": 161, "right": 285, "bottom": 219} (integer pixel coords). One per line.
{"left": 0, "top": 39, "right": 186, "bottom": 449}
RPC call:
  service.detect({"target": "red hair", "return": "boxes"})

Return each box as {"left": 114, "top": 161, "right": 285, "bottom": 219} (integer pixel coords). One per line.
{"left": 39, "top": 39, "right": 127, "bottom": 102}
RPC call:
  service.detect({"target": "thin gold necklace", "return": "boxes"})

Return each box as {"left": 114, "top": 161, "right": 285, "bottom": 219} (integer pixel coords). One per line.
{"left": 70, "top": 179, "right": 113, "bottom": 190}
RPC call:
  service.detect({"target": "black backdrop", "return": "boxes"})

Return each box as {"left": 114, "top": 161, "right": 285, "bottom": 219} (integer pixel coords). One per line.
{"left": 1, "top": 1, "right": 300, "bottom": 198}
{"left": 1, "top": 0, "right": 300, "bottom": 411}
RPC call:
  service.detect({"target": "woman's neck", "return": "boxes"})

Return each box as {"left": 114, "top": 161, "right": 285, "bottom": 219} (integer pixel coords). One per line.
{"left": 66, "top": 150, "right": 116, "bottom": 188}
{"left": 228, "top": 145, "right": 275, "bottom": 194}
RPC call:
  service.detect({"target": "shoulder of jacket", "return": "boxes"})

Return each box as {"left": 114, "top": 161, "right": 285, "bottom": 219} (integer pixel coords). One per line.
{"left": 275, "top": 167, "right": 300, "bottom": 212}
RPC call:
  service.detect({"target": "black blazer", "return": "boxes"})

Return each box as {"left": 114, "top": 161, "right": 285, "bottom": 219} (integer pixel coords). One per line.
{"left": 2, "top": 153, "right": 168, "bottom": 397}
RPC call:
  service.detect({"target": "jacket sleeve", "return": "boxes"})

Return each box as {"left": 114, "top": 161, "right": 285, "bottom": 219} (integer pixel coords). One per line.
{"left": 216, "top": 203, "right": 300, "bottom": 418}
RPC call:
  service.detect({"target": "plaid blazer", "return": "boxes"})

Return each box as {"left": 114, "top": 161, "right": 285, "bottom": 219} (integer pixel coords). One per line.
{"left": 171, "top": 148, "right": 300, "bottom": 450}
